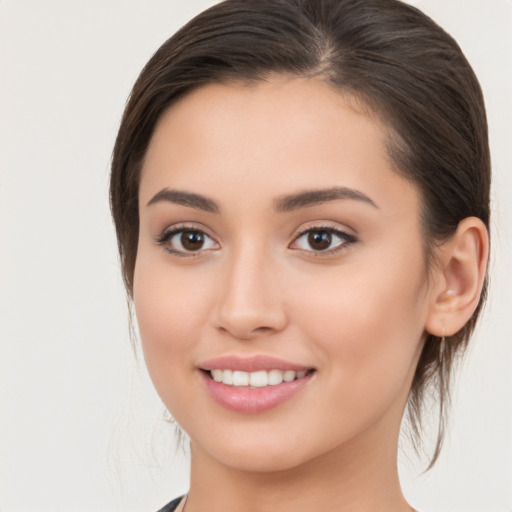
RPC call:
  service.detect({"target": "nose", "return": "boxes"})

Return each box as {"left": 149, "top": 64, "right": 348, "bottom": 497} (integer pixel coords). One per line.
{"left": 213, "top": 246, "right": 288, "bottom": 340}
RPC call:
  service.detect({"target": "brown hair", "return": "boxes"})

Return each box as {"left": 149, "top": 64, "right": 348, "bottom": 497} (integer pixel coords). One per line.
{"left": 110, "top": 0, "right": 490, "bottom": 467}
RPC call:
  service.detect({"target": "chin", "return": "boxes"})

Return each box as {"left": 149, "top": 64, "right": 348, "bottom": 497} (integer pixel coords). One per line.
{"left": 206, "top": 444, "right": 313, "bottom": 474}
{"left": 190, "top": 424, "right": 341, "bottom": 475}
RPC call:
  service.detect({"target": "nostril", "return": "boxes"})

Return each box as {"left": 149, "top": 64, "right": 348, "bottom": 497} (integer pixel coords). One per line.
{"left": 253, "top": 326, "right": 274, "bottom": 334}
{"left": 217, "top": 324, "right": 279, "bottom": 341}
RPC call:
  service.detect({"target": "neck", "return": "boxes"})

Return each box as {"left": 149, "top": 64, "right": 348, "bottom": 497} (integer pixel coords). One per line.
{"left": 185, "top": 419, "right": 411, "bottom": 512}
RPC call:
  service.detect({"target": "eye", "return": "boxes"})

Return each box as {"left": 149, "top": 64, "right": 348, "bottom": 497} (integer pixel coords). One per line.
{"left": 156, "top": 226, "right": 219, "bottom": 256}
{"left": 290, "top": 227, "right": 356, "bottom": 254}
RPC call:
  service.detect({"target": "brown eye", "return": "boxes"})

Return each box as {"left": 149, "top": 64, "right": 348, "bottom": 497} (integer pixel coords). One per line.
{"left": 157, "top": 227, "right": 219, "bottom": 255}
{"left": 181, "top": 230, "right": 205, "bottom": 251}
{"left": 307, "top": 231, "right": 332, "bottom": 251}
{"left": 290, "top": 227, "right": 357, "bottom": 254}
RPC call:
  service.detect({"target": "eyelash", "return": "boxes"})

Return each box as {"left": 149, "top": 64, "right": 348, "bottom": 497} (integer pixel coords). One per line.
{"left": 154, "top": 224, "right": 218, "bottom": 257}
{"left": 291, "top": 225, "right": 357, "bottom": 255}
{"left": 155, "top": 224, "right": 357, "bottom": 257}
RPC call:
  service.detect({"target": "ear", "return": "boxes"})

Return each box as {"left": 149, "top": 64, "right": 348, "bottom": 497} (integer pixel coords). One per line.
{"left": 425, "top": 217, "right": 490, "bottom": 337}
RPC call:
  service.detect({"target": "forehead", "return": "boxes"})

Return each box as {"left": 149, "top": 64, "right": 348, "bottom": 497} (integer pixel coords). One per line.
{"left": 139, "top": 77, "right": 418, "bottom": 217}
{"left": 147, "top": 77, "right": 385, "bottom": 161}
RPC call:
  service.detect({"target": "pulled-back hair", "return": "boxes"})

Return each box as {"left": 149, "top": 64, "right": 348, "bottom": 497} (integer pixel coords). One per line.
{"left": 110, "top": 0, "right": 490, "bottom": 467}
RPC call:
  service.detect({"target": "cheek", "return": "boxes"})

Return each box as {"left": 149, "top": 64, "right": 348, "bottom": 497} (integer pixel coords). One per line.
{"left": 292, "top": 249, "right": 427, "bottom": 398}
{"left": 132, "top": 252, "right": 215, "bottom": 393}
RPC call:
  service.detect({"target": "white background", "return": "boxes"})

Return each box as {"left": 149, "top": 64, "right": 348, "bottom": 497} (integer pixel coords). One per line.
{"left": 0, "top": 1, "right": 510, "bottom": 511}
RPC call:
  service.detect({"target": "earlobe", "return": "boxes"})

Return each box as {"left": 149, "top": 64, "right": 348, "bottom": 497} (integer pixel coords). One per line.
{"left": 425, "top": 217, "right": 489, "bottom": 337}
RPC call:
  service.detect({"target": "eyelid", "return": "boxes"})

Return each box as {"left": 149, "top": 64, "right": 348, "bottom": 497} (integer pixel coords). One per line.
{"left": 154, "top": 222, "right": 220, "bottom": 256}
{"left": 289, "top": 223, "right": 358, "bottom": 255}
{"left": 153, "top": 221, "right": 357, "bottom": 257}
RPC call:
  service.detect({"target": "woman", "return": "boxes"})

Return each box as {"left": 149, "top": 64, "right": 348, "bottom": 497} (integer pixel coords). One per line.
{"left": 110, "top": 1, "right": 490, "bottom": 511}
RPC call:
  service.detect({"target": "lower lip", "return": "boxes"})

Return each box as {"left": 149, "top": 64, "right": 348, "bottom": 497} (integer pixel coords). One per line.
{"left": 201, "top": 371, "right": 314, "bottom": 413}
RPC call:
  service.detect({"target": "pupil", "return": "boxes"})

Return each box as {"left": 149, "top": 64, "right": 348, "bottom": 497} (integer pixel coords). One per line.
{"left": 181, "top": 231, "right": 204, "bottom": 251}
{"left": 308, "top": 231, "right": 331, "bottom": 250}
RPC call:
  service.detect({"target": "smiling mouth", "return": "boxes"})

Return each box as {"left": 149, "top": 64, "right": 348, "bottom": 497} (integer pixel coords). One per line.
{"left": 202, "top": 368, "right": 316, "bottom": 388}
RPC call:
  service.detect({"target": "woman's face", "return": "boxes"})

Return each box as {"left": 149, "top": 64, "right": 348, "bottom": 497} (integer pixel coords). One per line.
{"left": 134, "top": 77, "right": 434, "bottom": 472}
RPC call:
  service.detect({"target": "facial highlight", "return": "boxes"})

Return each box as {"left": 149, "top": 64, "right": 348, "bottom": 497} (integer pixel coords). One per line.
{"left": 134, "top": 77, "right": 433, "bottom": 473}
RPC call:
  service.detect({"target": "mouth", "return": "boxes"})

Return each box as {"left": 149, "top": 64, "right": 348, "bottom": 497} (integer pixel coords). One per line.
{"left": 202, "top": 368, "right": 315, "bottom": 388}
{"left": 198, "top": 356, "right": 316, "bottom": 413}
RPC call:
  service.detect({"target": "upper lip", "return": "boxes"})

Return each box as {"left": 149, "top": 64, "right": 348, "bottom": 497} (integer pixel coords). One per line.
{"left": 198, "top": 355, "right": 312, "bottom": 372}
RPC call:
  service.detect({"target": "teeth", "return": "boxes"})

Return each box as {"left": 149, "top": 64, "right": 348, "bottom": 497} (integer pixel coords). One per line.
{"left": 283, "top": 370, "right": 296, "bottom": 382}
{"left": 268, "top": 369, "right": 284, "bottom": 385}
{"left": 249, "top": 370, "right": 268, "bottom": 387}
{"left": 209, "top": 369, "right": 310, "bottom": 387}
{"left": 222, "top": 369, "right": 233, "bottom": 385}
{"left": 232, "top": 370, "right": 249, "bottom": 386}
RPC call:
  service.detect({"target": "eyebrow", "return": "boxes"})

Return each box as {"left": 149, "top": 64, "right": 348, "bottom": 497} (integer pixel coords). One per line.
{"left": 146, "top": 188, "right": 220, "bottom": 213}
{"left": 274, "top": 187, "right": 378, "bottom": 212}
{"left": 146, "top": 186, "right": 377, "bottom": 214}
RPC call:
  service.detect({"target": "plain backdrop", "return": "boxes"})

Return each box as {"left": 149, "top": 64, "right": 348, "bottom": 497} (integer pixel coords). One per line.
{"left": 0, "top": 1, "right": 510, "bottom": 511}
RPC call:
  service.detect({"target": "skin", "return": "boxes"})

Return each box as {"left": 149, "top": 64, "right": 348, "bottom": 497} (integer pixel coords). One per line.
{"left": 134, "top": 77, "right": 488, "bottom": 512}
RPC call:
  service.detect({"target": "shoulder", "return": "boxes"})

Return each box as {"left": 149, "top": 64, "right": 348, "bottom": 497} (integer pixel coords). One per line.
{"left": 156, "top": 496, "right": 184, "bottom": 512}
